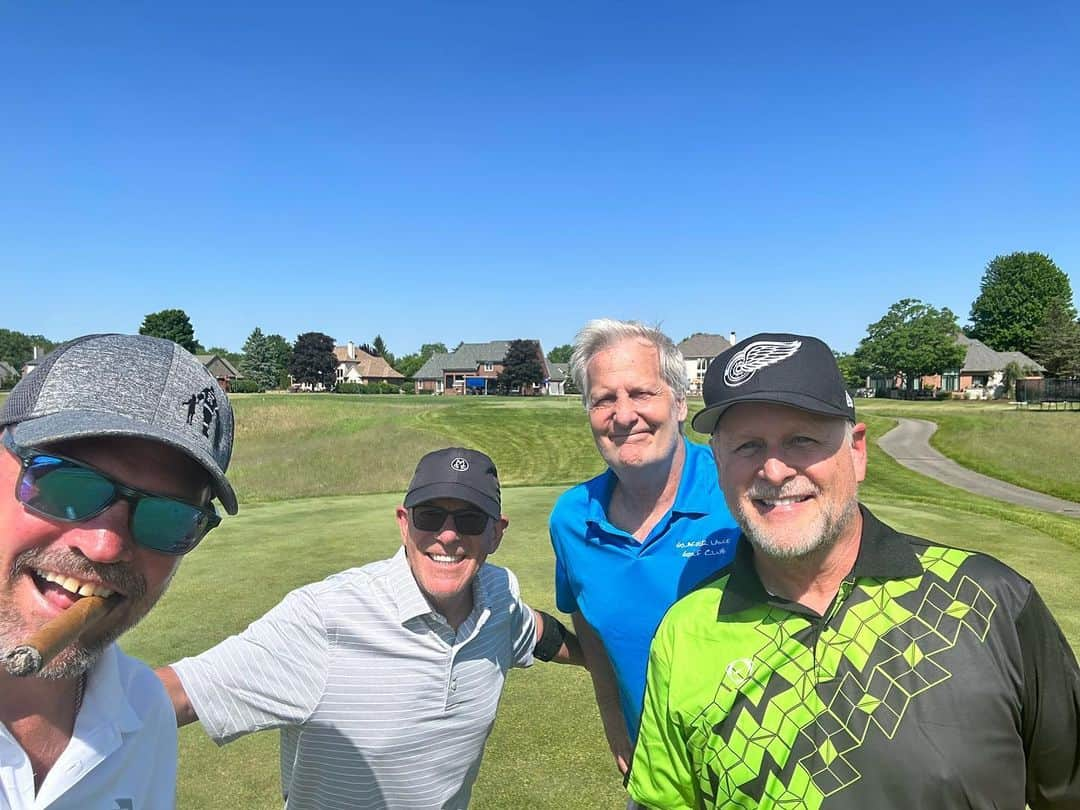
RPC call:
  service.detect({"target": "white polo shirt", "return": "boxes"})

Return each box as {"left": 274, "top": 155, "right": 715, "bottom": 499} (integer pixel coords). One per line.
{"left": 172, "top": 548, "right": 536, "bottom": 810}
{"left": 0, "top": 644, "right": 178, "bottom": 810}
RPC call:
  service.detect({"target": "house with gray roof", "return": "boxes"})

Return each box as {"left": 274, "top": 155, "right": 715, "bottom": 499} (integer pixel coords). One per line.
{"left": 546, "top": 362, "right": 569, "bottom": 396}
{"left": 879, "top": 334, "right": 1045, "bottom": 399}
{"left": 677, "top": 332, "right": 736, "bottom": 394}
{"left": 413, "top": 340, "right": 549, "bottom": 395}
{"left": 196, "top": 354, "right": 243, "bottom": 391}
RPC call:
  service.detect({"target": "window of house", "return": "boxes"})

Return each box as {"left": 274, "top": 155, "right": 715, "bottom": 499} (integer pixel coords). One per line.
{"left": 484, "top": 362, "right": 493, "bottom": 372}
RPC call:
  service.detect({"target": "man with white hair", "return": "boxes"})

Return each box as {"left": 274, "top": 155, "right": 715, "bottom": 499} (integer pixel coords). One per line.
{"left": 549, "top": 319, "right": 740, "bottom": 789}
{"left": 629, "top": 332, "right": 1080, "bottom": 808}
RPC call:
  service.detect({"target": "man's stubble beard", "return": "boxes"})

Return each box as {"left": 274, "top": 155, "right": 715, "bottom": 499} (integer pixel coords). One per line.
{"left": 733, "top": 489, "right": 860, "bottom": 562}
{"left": 0, "top": 547, "right": 168, "bottom": 680}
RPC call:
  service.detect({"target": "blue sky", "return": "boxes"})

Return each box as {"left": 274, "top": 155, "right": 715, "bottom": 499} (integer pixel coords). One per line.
{"left": 3, "top": 2, "right": 1078, "bottom": 355}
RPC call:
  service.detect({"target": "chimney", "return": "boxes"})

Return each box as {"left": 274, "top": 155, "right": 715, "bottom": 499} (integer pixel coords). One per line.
{"left": 347, "top": 341, "right": 355, "bottom": 360}
{"left": 729, "top": 331, "right": 736, "bottom": 346}
{"left": 32, "top": 345, "right": 40, "bottom": 360}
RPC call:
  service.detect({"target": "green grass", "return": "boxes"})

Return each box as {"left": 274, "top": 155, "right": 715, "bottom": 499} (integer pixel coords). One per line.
{"left": 104, "top": 394, "right": 1080, "bottom": 808}
{"left": 228, "top": 394, "right": 605, "bottom": 501}
{"left": 853, "top": 398, "right": 1080, "bottom": 503}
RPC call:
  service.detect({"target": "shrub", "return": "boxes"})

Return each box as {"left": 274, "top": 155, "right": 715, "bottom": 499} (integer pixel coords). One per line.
{"left": 337, "top": 383, "right": 364, "bottom": 394}
{"left": 229, "top": 378, "right": 264, "bottom": 393}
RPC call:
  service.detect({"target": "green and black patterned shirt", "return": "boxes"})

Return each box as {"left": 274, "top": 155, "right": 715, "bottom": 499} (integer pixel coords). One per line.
{"left": 629, "top": 506, "right": 1080, "bottom": 809}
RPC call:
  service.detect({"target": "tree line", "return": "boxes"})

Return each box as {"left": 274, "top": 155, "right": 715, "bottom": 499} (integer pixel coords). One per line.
{"left": 4, "top": 251, "right": 1075, "bottom": 394}
{"left": 840, "top": 251, "right": 1079, "bottom": 391}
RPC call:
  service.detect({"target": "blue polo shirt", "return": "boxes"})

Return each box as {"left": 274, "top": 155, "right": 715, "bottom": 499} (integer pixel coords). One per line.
{"left": 550, "top": 438, "right": 739, "bottom": 741}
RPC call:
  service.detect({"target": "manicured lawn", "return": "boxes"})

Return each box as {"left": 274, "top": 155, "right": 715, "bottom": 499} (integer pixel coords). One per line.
{"left": 855, "top": 398, "right": 1080, "bottom": 503}
{"left": 112, "top": 397, "right": 1080, "bottom": 808}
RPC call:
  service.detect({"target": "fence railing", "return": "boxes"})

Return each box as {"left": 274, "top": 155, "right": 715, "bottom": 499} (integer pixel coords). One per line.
{"left": 1015, "top": 377, "right": 1080, "bottom": 405}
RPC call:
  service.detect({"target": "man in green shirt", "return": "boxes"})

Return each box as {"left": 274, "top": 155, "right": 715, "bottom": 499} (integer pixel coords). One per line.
{"left": 629, "top": 332, "right": 1080, "bottom": 809}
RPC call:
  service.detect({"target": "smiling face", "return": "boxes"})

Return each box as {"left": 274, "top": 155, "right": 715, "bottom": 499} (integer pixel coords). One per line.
{"left": 396, "top": 497, "right": 506, "bottom": 624}
{"left": 585, "top": 338, "right": 688, "bottom": 476}
{"left": 0, "top": 433, "right": 210, "bottom": 678}
{"left": 710, "top": 402, "right": 867, "bottom": 560}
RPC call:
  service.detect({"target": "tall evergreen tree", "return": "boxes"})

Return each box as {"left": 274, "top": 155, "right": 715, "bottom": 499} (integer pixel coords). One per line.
{"left": 1031, "top": 299, "right": 1080, "bottom": 377}
{"left": 265, "top": 333, "right": 293, "bottom": 389}
{"left": 239, "top": 327, "right": 278, "bottom": 391}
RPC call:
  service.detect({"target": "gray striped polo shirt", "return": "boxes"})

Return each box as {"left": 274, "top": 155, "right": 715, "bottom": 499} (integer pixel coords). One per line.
{"left": 172, "top": 547, "right": 537, "bottom": 809}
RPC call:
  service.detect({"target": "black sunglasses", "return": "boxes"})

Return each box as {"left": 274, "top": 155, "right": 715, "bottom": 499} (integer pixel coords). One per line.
{"left": 411, "top": 505, "right": 490, "bottom": 535}
{"left": 4, "top": 432, "right": 220, "bottom": 555}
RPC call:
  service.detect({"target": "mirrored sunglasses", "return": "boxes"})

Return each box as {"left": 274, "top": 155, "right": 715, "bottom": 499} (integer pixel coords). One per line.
{"left": 4, "top": 432, "right": 220, "bottom": 555}
{"left": 411, "top": 505, "right": 490, "bottom": 535}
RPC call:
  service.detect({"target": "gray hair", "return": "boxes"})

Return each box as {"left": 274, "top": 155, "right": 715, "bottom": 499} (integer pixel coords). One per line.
{"left": 569, "top": 318, "right": 689, "bottom": 408}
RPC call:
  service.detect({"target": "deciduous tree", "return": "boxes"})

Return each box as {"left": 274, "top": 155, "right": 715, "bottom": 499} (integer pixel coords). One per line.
{"left": 854, "top": 299, "right": 966, "bottom": 392}
{"left": 0, "top": 329, "right": 56, "bottom": 369}
{"left": 496, "top": 339, "right": 545, "bottom": 395}
{"left": 1030, "top": 299, "right": 1080, "bottom": 377}
{"left": 289, "top": 332, "right": 337, "bottom": 390}
{"left": 547, "top": 344, "right": 572, "bottom": 364}
{"left": 968, "top": 252, "right": 1075, "bottom": 354}
{"left": 139, "top": 308, "right": 201, "bottom": 353}
{"left": 396, "top": 342, "right": 449, "bottom": 379}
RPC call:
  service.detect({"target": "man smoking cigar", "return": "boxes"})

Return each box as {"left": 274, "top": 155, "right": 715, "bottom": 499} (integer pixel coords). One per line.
{"left": 158, "top": 446, "right": 585, "bottom": 810}
{"left": 0, "top": 334, "right": 237, "bottom": 807}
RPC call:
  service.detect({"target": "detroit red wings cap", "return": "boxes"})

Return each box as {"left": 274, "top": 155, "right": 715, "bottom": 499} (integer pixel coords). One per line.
{"left": 0, "top": 333, "right": 238, "bottom": 514}
{"left": 691, "top": 332, "right": 855, "bottom": 434}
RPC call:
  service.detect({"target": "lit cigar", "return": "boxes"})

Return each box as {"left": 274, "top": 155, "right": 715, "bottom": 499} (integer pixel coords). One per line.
{"left": 2, "top": 595, "right": 117, "bottom": 677}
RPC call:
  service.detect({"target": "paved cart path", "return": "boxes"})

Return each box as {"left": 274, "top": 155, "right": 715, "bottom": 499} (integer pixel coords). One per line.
{"left": 878, "top": 418, "right": 1080, "bottom": 518}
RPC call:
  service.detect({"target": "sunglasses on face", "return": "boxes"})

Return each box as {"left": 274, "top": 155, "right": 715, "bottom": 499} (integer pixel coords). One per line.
{"left": 410, "top": 505, "right": 490, "bottom": 535}
{"left": 3, "top": 432, "right": 220, "bottom": 556}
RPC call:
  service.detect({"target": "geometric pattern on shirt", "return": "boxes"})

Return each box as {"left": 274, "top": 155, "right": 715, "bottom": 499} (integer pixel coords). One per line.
{"left": 686, "top": 547, "right": 996, "bottom": 808}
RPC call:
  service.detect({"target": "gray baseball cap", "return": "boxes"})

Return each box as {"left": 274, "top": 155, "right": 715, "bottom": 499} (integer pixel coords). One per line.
{"left": 0, "top": 333, "right": 238, "bottom": 514}
{"left": 404, "top": 447, "right": 501, "bottom": 519}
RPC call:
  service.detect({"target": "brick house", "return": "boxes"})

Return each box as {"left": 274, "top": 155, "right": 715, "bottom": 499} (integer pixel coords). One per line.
{"left": 195, "top": 354, "right": 242, "bottom": 391}
{"left": 414, "top": 340, "right": 549, "bottom": 395}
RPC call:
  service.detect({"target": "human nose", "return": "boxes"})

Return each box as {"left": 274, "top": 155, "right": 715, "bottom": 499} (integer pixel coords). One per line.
{"left": 611, "top": 394, "right": 638, "bottom": 427}
{"left": 436, "top": 514, "right": 461, "bottom": 538}
{"left": 759, "top": 453, "right": 797, "bottom": 486}
{"left": 63, "top": 501, "right": 138, "bottom": 564}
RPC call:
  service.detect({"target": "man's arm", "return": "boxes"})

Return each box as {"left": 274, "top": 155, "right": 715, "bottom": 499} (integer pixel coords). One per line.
{"left": 155, "top": 665, "right": 198, "bottom": 727}
{"left": 531, "top": 608, "right": 585, "bottom": 666}
{"left": 572, "top": 611, "right": 633, "bottom": 776}
{"left": 1018, "top": 586, "right": 1080, "bottom": 808}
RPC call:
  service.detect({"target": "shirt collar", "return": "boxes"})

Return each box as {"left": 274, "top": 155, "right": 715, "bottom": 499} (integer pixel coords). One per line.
{"left": 387, "top": 547, "right": 489, "bottom": 626}
{"left": 717, "top": 504, "right": 924, "bottom": 616}
{"left": 585, "top": 436, "right": 708, "bottom": 525}
{"left": 77, "top": 644, "right": 142, "bottom": 734}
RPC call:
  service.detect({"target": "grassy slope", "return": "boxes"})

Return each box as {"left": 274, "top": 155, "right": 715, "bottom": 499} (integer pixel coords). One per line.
{"left": 112, "top": 395, "right": 1080, "bottom": 808}
{"left": 856, "top": 398, "right": 1080, "bottom": 503}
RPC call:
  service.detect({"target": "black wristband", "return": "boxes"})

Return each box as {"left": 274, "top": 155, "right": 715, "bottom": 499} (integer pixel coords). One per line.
{"left": 534, "top": 611, "right": 568, "bottom": 661}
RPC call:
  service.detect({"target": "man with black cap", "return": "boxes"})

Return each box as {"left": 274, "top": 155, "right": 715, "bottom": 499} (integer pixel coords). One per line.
{"left": 629, "top": 333, "right": 1080, "bottom": 808}
{"left": 0, "top": 334, "right": 237, "bottom": 807}
{"left": 158, "top": 446, "right": 582, "bottom": 810}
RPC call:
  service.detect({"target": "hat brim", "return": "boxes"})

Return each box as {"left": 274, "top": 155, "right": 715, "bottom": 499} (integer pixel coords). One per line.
{"left": 403, "top": 481, "right": 501, "bottom": 519}
{"left": 11, "top": 411, "right": 239, "bottom": 515}
{"left": 691, "top": 391, "right": 855, "bottom": 435}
